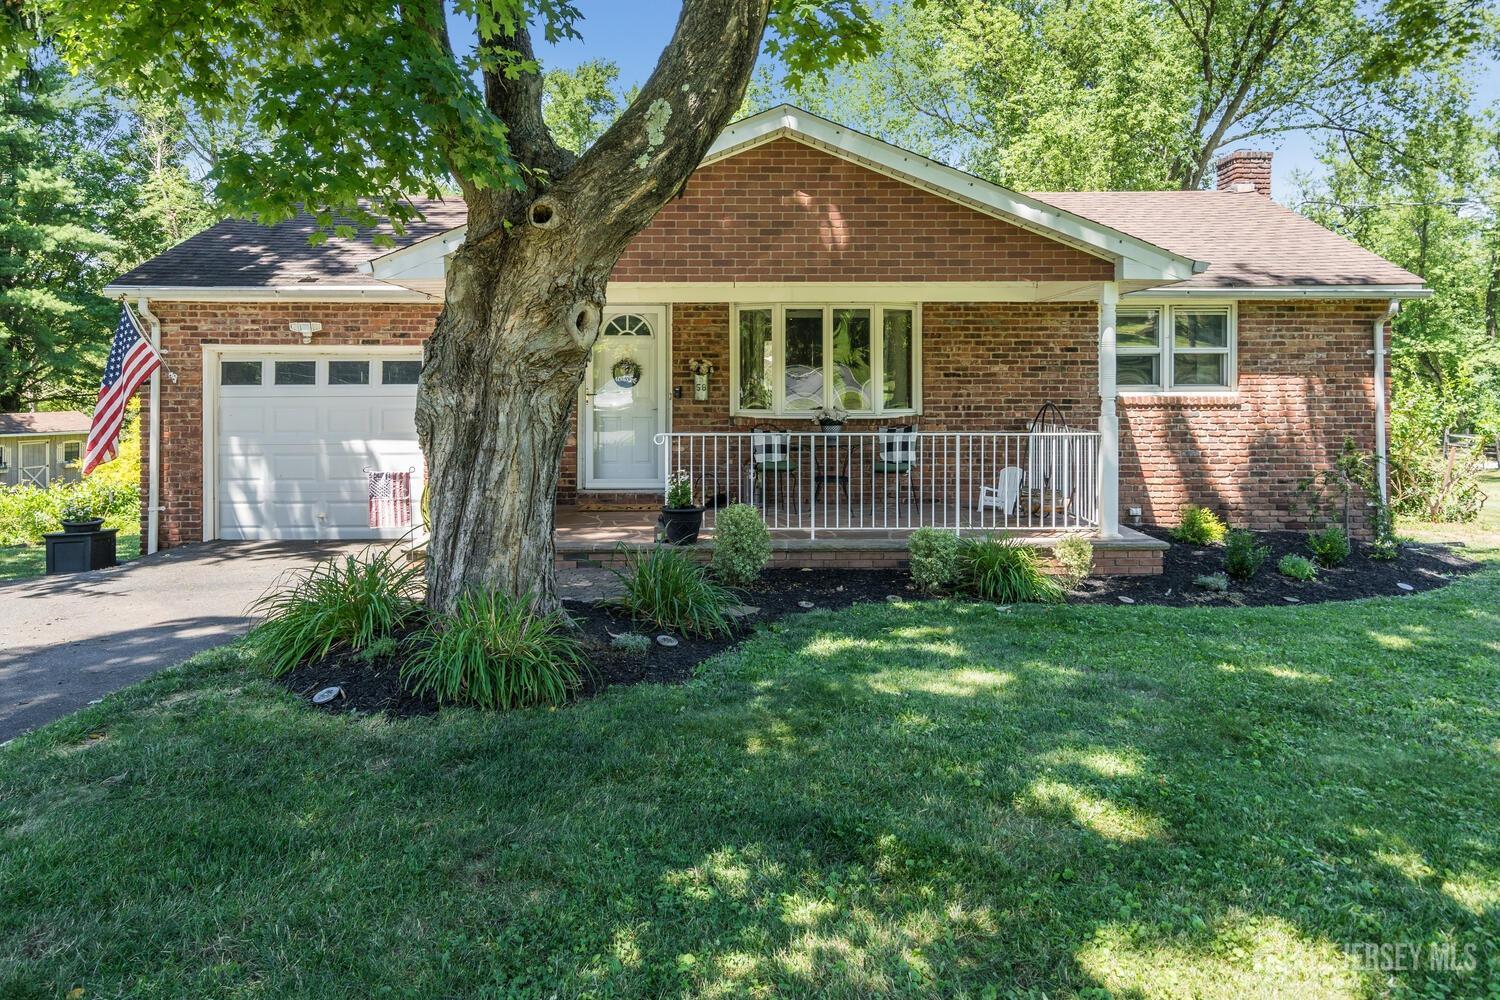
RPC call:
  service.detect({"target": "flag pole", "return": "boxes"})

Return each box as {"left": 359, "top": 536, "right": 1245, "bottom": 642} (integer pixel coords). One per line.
{"left": 137, "top": 297, "right": 162, "bottom": 555}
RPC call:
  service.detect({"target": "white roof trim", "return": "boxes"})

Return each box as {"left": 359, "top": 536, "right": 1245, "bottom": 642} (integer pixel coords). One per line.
{"left": 102, "top": 283, "right": 437, "bottom": 303}
{"left": 366, "top": 104, "right": 1209, "bottom": 287}
{"left": 1127, "top": 284, "right": 1433, "bottom": 301}
{"left": 703, "top": 106, "right": 1204, "bottom": 281}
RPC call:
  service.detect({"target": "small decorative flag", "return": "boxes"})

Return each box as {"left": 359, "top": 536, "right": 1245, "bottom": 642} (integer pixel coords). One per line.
{"left": 84, "top": 304, "right": 164, "bottom": 475}
{"left": 368, "top": 470, "right": 413, "bottom": 528}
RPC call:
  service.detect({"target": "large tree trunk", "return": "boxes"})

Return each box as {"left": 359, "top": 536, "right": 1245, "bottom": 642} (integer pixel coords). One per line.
{"left": 415, "top": 0, "right": 770, "bottom": 613}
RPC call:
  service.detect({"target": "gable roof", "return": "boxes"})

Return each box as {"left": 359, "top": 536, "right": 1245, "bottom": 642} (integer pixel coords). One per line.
{"left": 106, "top": 105, "right": 1425, "bottom": 301}
{"left": 1032, "top": 191, "right": 1425, "bottom": 292}
{"left": 0, "top": 411, "right": 91, "bottom": 436}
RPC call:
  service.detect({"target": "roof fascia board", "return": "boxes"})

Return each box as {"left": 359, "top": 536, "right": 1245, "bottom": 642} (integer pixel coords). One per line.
{"left": 1128, "top": 284, "right": 1433, "bottom": 300}
{"left": 102, "top": 284, "right": 437, "bottom": 303}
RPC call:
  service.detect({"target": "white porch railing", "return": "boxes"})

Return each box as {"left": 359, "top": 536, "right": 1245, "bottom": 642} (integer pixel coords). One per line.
{"left": 655, "top": 430, "right": 1100, "bottom": 537}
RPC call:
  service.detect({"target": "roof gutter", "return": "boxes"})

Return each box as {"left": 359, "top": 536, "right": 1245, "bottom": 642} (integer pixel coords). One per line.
{"left": 1374, "top": 299, "right": 1399, "bottom": 504}
{"left": 1126, "top": 284, "right": 1431, "bottom": 300}
{"left": 101, "top": 284, "right": 437, "bottom": 303}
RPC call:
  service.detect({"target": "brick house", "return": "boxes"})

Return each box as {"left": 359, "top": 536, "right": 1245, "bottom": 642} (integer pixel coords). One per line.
{"left": 105, "top": 106, "right": 1426, "bottom": 574}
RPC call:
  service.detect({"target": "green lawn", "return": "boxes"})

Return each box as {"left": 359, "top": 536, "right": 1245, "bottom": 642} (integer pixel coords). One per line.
{"left": 0, "top": 528, "right": 141, "bottom": 581}
{"left": 2, "top": 525, "right": 1497, "bottom": 996}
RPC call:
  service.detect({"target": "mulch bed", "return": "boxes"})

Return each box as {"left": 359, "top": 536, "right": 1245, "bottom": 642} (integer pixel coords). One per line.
{"left": 1069, "top": 527, "right": 1482, "bottom": 608}
{"left": 278, "top": 531, "right": 1481, "bottom": 719}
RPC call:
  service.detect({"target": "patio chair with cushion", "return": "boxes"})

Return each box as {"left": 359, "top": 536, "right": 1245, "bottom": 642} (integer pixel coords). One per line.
{"left": 875, "top": 425, "right": 917, "bottom": 474}
{"left": 748, "top": 426, "right": 797, "bottom": 498}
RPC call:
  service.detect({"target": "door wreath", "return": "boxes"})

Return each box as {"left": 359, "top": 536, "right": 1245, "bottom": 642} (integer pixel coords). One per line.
{"left": 611, "top": 357, "right": 643, "bottom": 387}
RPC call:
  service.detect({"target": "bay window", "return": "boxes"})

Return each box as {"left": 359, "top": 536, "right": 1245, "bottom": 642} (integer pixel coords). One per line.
{"left": 732, "top": 304, "right": 920, "bottom": 416}
{"left": 1115, "top": 304, "right": 1234, "bottom": 391}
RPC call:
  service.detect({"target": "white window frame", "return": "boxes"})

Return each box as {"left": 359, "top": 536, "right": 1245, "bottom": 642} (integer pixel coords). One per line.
{"left": 730, "top": 303, "right": 922, "bottom": 417}
{"left": 63, "top": 441, "right": 81, "bottom": 466}
{"left": 1116, "top": 302, "right": 1236, "bottom": 393}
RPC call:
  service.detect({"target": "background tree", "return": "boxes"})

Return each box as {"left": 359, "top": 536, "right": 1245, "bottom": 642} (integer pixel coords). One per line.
{"left": 755, "top": 0, "right": 1485, "bottom": 191}
{"left": 542, "top": 59, "right": 631, "bottom": 155}
{"left": 36, "top": 0, "right": 882, "bottom": 612}
{"left": 0, "top": 53, "right": 214, "bottom": 412}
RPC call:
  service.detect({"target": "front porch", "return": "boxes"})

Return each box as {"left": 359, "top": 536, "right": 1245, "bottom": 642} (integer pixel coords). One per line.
{"left": 554, "top": 508, "right": 1168, "bottom": 575}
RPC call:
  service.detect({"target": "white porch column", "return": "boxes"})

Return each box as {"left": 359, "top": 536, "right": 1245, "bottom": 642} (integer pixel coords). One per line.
{"left": 1097, "top": 282, "right": 1121, "bottom": 538}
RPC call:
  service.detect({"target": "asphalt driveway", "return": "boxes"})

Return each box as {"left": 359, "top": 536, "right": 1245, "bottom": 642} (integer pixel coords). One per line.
{"left": 0, "top": 541, "right": 370, "bottom": 742}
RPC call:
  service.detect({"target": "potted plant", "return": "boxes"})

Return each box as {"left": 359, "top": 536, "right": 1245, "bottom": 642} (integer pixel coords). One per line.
{"left": 658, "top": 470, "right": 705, "bottom": 545}
{"left": 811, "top": 404, "right": 848, "bottom": 436}
{"left": 58, "top": 490, "right": 107, "bottom": 534}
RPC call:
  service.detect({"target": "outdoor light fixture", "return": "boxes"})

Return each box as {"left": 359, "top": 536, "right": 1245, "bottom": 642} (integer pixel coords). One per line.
{"left": 1128, "top": 506, "right": 1143, "bottom": 526}
{"left": 289, "top": 321, "right": 322, "bottom": 345}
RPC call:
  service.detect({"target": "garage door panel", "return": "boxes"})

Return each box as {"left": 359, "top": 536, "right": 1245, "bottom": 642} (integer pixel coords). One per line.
{"left": 216, "top": 359, "right": 422, "bottom": 540}
{"left": 273, "top": 406, "right": 320, "bottom": 433}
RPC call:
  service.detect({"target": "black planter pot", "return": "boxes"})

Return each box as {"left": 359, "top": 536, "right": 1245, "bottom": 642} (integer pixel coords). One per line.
{"left": 61, "top": 518, "right": 105, "bottom": 534}
{"left": 659, "top": 506, "right": 705, "bottom": 545}
{"left": 817, "top": 421, "right": 844, "bottom": 436}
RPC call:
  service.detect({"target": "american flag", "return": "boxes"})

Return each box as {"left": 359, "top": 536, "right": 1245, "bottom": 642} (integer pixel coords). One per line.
{"left": 84, "top": 304, "right": 163, "bottom": 475}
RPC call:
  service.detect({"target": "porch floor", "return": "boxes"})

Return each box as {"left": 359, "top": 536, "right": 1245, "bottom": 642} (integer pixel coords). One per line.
{"left": 554, "top": 507, "right": 1168, "bottom": 575}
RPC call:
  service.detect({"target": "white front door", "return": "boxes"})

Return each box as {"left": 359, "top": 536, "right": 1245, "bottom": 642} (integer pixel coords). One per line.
{"left": 583, "top": 307, "right": 666, "bottom": 488}
{"left": 19, "top": 442, "right": 48, "bottom": 487}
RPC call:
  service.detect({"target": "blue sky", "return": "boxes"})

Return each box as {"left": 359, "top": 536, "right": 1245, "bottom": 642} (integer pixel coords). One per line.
{"left": 450, "top": 2, "right": 1497, "bottom": 200}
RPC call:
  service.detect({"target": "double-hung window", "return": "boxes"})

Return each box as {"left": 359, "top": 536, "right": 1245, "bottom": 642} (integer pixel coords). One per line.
{"left": 1116, "top": 304, "right": 1234, "bottom": 391}
{"left": 732, "top": 304, "right": 920, "bottom": 416}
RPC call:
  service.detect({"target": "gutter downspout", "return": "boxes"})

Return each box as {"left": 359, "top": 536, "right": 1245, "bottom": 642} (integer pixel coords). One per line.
{"left": 136, "top": 296, "right": 163, "bottom": 555}
{"left": 1373, "top": 299, "right": 1399, "bottom": 505}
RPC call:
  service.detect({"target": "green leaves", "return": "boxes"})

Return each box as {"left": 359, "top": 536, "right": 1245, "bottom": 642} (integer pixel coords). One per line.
{"left": 767, "top": 0, "right": 887, "bottom": 91}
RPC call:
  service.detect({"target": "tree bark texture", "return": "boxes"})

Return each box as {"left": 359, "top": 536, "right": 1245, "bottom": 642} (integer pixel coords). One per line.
{"left": 416, "top": 0, "right": 771, "bottom": 613}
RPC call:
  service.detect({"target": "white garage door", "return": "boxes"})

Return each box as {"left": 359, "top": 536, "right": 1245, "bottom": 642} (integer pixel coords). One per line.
{"left": 215, "top": 355, "right": 424, "bottom": 540}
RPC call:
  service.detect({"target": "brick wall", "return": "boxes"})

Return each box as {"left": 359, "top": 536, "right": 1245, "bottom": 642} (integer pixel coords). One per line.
{"left": 1118, "top": 299, "right": 1387, "bottom": 533}
{"left": 141, "top": 300, "right": 440, "bottom": 546}
{"left": 612, "top": 138, "right": 1114, "bottom": 284}
{"left": 142, "top": 298, "right": 1385, "bottom": 546}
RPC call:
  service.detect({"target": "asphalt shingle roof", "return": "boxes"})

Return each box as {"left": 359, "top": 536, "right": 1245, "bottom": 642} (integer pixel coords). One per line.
{"left": 110, "top": 199, "right": 469, "bottom": 288}
{"left": 110, "top": 188, "right": 1422, "bottom": 293}
{"left": 0, "top": 412, "right": 92, "bottom": 436}
{"left": 1032, "top": 190, "right": 1425, "bottom": 289}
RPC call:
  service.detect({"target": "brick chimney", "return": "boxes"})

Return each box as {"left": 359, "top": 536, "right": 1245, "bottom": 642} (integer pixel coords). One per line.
{"left": 1215, "top": 150, "right": 1273, "bottom": 196}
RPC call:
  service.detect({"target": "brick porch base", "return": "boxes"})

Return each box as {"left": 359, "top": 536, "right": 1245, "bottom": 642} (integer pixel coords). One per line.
{"left": 553, "top": 507, "right": 1166, "bottom": 575}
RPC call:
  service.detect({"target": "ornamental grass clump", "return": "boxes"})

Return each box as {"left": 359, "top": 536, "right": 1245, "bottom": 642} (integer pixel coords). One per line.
{"left": 612, "top": 546, "right": 734, "bottom": 637}
{"left": 1306, "top": 525, "right": 1350, "bottom": 568}
{"left": 907, "top": 527, "right": 962, "bottom": 592}
{"left": 1277, "top": 554, "right": 1318, "bottom": 581}
{"left": 1223, "top": 530, "right": 1269, "bottom": 582}
{"left": 402, "top": 591, "right": 587, "bottom": 710}
{"left": 250, "top": 549, "right": 423, "bottom": 677}
{"left": 1172, "top": 504, "right": 1228, "bottom": 545}
{"left": 710, "top": 504, "right": 771, "bottom": 585}
{"left": 960, "top": 537, "right": 1063, "bottom": 604}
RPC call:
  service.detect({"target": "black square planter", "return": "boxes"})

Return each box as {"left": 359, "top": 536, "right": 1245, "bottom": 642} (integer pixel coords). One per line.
{"left": 43, "top": 529, "right": 119, "bottom": 575}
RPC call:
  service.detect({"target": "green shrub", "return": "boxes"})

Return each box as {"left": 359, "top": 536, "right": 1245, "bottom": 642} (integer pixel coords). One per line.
{"left": 1171, "top": 504, "right": 1228, "bottom": 545}
{"left": 1223, "top": 530, "right": 1269, "bottom": 582}
{"left": 1053, "top": 537, "right": 1094, "bottom": 589}
{"left": 1194, "top": 572, "right": 1230, "bottom": 593}
{"left": 355, "top": 635, "right": 399, "bottom": 664}
{"left": 1390, "top": 438, "right": 1484, "bottom": 522}
{"left": 612, "top": 546, "right": 733, "bottom": 637}
{"left": 1370, "top": 535, "right": 1401, "bottom": 561}
{"left": 249, "top": 548, "right": 423, "bottom": 677}
{"left": 0, "top": 477, "right": 140, "bottom": 545}
{"left": 907, "top": 527, "right": 962, "bottom": 592}
{"left": 1305, "top": 525, "right": 1350, "bottom": 568}
{"left": 609, "top": 632, "right": 653, "bottom": 655}
{"left": 1277, "top": 554, "right": 1318, "bottom": 581}
{"left": 711, "top": 504, "right": 770, "bottom": 585}
{"left": 959, "top": 537, "right": 1063, "bottom": 604}
{"left": 402, "top": 591, "right": 586, "bottom": 710}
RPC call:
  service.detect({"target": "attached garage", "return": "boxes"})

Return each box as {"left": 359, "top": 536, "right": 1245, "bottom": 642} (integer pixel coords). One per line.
{"left": 209, "top": 351, "right": 424, "bottom": 540}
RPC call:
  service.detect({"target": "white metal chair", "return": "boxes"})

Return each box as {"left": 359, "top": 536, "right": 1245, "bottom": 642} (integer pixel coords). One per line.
{"left": 978, "top": 466, "right": 1024, "bottom": 518}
